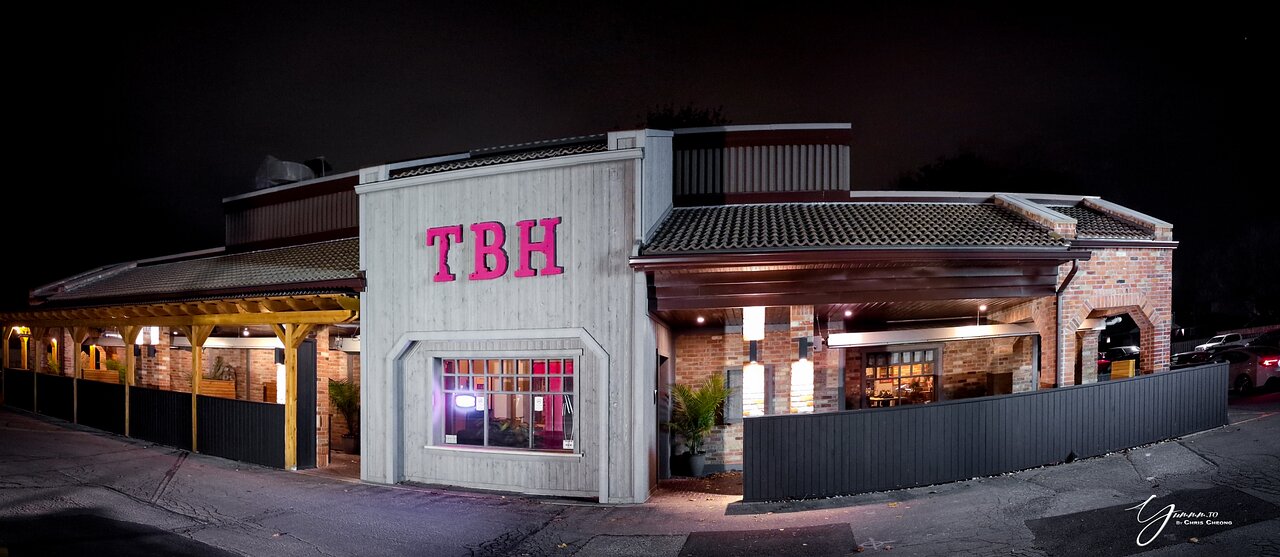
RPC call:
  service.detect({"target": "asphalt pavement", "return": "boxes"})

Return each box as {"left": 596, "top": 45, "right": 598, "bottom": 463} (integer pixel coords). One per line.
{"left": 2, "top": 390, "right": 1278, "bottom": 556}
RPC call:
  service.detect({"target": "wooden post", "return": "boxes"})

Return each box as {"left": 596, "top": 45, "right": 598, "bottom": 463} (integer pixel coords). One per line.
{"left": 20, "top": 336, "right": 29, "bottom": 370}
{"left": 30, "top": 327, "right": 46, "bottom": 413}
{"left": 180, "top": 325, "right": 213, "bottom": 452}
{"left": 70, "top": 327, "right": 91, "bottom": 423}
{"left": 2, "top": 325, "right": 11, "bottom": 370}
{"left": 273, "top": 323, "right": 315, "bottom": 471}
{"left": 119, "top": 326, "right": 140, "bottom": 436}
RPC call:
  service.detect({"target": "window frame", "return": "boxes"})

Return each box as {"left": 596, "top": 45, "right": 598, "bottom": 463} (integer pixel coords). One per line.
{"left": 862, "top": 346, "right": 941, "bottom": 406}
{"left": 435, "top": 353, "right": 581, "bottom": 455}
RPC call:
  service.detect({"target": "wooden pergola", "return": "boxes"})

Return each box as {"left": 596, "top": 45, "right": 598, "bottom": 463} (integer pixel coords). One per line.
{"left": 1, "top": 293, "right": 358, "bottom": 470}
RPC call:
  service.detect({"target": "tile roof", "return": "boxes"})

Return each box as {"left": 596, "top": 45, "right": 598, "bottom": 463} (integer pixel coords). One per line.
{"left": 47, "top": 237, "right": 360, "bottom": 304}
{"left": 391, "top": 139, "right": 608, "bottom": 179}
{"left": 642, "top": 203, "right": 1068, "bottom": 254}
{"left": 1049, "top": 205, "right": 1155, "bottom": 239}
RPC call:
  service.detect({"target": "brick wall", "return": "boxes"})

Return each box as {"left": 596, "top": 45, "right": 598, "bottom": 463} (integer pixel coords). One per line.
{"left": 1029, "top": 294, "right": 1059, "bottom": 388}
{"left": 672, "top": 305, "right": 832, "bottom": 469}
{"left": 941, "top": 337, "right": 1034, "bottom": 399}
{"left": 61, "top": 329, "right": 75, "bottom": 376}
{"left": 1060, "top": 248, "right": 1173, "bottom": 379}
{"left": 673, "top": 330, "right": 743, "bottom": 469}
{"left": 315, "top": 328, "right": 358, "bottom": 466}
{"left": 1076, "top": 329, "right": 1100, "bottom": 384}
{"left": 845, "top": 336, "right": 1035, "bottom": 405}
{"left": 330, "top": 352, "right": 361, "bottom": 438}
{"left": 169, "top": 347, "right": 192, "bottom": 392}
{"left": 137, "top": 332, "right": 172, "bottom": 389}
{"left": 844, "top": 349, "right": 864, "bottom": 408}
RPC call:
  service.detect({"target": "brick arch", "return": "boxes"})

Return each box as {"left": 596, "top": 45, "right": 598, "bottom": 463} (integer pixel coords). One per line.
{"left": 1076, "top": 294, "right": 1160, "bottom": 376}
{"left": 1070, "top": 292, "right": 1159, "bottom": 332}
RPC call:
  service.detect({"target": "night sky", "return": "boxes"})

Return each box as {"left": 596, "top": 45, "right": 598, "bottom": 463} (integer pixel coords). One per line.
{"left": 7, "top": 3, "right": 1270, "bottom": 328}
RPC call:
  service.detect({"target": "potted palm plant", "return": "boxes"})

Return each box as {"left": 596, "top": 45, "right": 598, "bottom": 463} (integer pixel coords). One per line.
{"left": 328, "top": 378, "right": 360, "bottom": 454}
{"left": 669, "top": 375, "right": 732, "bottom": 477}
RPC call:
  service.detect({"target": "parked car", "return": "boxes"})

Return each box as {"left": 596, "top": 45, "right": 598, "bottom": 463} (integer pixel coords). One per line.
{"left": 1196, "top": 333, "right": 1243, "bottom": 352}
{"left": 1097, "top": 345, "right": 1140, "bottom": 375}
{"left": 1171, "top": 350, "right": 1214, "bottom": 369}
{"left": 1246, "top": 329, "right": 1280, "bottom": 349}
{"left": 1211, "top": 347, "right": 1280, "bottom": 393}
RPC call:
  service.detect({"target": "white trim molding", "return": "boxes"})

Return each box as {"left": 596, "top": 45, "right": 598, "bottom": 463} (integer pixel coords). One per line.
{"left": 828, "top": 324, "right": 1039, "bottom": 348}
{"left": 355, "top": 149, "right": 644, "bottom": 195}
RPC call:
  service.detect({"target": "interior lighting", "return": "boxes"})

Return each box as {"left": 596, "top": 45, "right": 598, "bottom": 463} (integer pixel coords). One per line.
{"left": 742, "top": 339, "right": 766, "bottom": 417}
{"left": 743, "top": 306, "right": 765, "bottom": 341}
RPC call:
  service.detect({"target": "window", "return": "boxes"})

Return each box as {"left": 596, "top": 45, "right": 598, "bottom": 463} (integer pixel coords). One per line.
{"left": 864, "top": 349, "right": 938, "bottom": 406}
{"left": 440, "top": 358, "right": 575, "bottom": 452}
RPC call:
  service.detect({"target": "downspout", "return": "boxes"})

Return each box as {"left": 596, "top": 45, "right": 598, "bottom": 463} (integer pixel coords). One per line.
{"left": 1055, "top": 260, "right": 1081, "bottom": 387}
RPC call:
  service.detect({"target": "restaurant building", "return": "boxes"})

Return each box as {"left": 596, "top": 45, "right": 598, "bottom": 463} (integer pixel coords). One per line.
{"left": 353, "top": 124, "right": 1174, "bottom": 503}
{"left": 3, "top": 123, "right": 1177, "bottom": 503}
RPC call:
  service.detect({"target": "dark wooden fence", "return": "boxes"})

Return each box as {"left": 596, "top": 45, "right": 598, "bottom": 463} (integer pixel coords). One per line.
{"left": 130, "top": 386, "right": 193, "bottom": 450}
{"left": 198, "top": 396, "right": 285, "bottom": 468}
{"left": 743, "top": 363, "right": 1229, "bottom": 502}
{"left": 78, "top": 380, "right": 125, "bottom": 434}
{"left": 36, "top": 374, "right": 74, "bottom": 421}
{"left": 2, "top": 369, "right": 34, "bottom": 411}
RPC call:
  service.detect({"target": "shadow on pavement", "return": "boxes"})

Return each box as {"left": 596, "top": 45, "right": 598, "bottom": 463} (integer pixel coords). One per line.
{"left": 1025, "top": 486, "right": 1280, "bottom": 556}
{"left": 0, "top": 511, "right": 236, "bottom": 557}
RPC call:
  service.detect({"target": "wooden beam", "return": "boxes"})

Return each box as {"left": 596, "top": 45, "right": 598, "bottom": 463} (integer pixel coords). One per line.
{"left": 0, "top": 310, "right": 358, "bottom": 329}
{"left": 333, "top": 296, "right": 360, "bottom": 312}
{"left": 183, "top": 324, "right": 214, "bottom": 452}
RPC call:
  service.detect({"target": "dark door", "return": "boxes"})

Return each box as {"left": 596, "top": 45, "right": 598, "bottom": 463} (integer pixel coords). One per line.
{"left": 296, "top": 339, "right": 317, "bottom": 469}
{"left": 657, "top": 355, "right": 672, "bottom": 479}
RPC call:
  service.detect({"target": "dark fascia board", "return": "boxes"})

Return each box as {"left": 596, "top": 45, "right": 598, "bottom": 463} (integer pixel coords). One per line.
{"left": 226, "top": 228, "right": 360, "bottom": 253}
{"left": 674, "top": 191, "right": 854, "bottom": 207}
{"left": 1069, "top": 239, "right": 1179, "bottom": 249}
{"left": 630, "top": 248, "right": 1090, "bottom": 271}
{"left": 222, "top": 174, "right": 358, "bottom": 211}
{"left": 673, "top": 128, "right": 853, "bottom": 150}
{"left": 29, "top": 262, "right": 135, "bottom": 298}
{"left": 37, "top": 279, "right": 365, "bottom": 309}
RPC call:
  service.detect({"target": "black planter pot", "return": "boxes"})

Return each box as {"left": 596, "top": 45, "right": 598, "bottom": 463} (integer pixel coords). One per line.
{"left": 334, "top": 434, "right": 360, "bottom": 455}
{"left": 688, "top": 453, "right": 706, "bottom": 477}
{"left": 671, "top": 453, "right": 690, "bottom": 476}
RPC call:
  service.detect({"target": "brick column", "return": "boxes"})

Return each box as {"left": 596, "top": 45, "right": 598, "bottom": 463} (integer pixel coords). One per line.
{"left": 1030, "top": 296, "right": 1059, "bottom": 388}
{"left": 1076, "top": 330, "right": 1100, "bottom": 384}
{"left": 315, "top": 328, "right": 333, "bottom": 468}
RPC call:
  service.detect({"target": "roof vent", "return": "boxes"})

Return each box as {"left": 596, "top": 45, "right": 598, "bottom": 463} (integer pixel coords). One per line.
{"left": 254, "top": 155, "right": 315, "bottom": 190}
